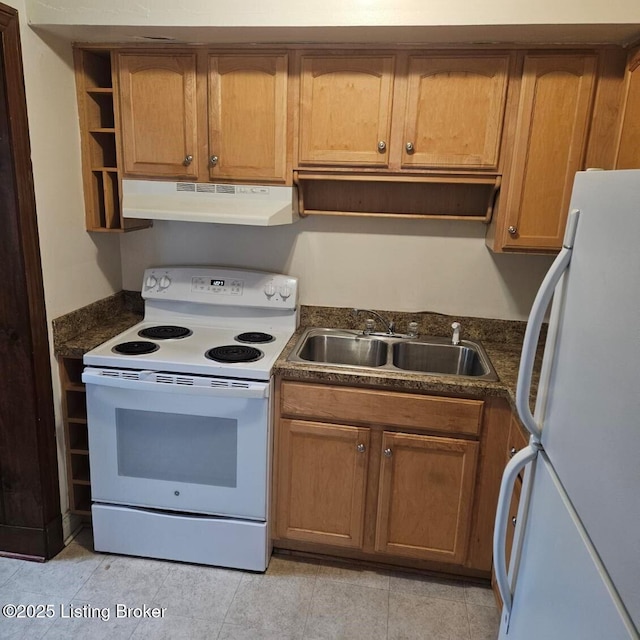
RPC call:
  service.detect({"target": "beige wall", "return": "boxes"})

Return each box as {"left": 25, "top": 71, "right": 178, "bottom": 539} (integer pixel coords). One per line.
{"left": 120, "top": 217, "right": 554, "bottom": 321}
{"left": 7, "top": 0, "right": 122, "bottom": 533}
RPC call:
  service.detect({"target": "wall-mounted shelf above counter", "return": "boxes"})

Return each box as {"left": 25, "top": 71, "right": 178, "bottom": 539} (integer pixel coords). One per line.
{"left": 293, "top": 171, "right": 501, "bottom": 222}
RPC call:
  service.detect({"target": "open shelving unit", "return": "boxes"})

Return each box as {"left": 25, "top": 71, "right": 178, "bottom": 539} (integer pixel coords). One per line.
{"left": 58, "top": 356, "right": 91, "bottom": 517}
{"left": 74, "top": 48, "right": 150, "bottom": 232}
{"left": 293, "top": 171, "right": 501, "bottom": 222}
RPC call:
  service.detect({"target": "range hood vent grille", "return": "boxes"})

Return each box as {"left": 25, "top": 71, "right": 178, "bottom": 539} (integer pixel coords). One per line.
{"left": 123, "top": 179, "right": 298, "bottom": 226}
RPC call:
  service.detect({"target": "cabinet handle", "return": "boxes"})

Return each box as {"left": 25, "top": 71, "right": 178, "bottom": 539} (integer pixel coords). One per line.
{"left": 377, "top": 141, "right": 387, "bottom": 152}
{"left": 383, "top": 448, "right": 392, "bottom": 458}
{"left": 209, "top": 155, "right": 219, "bottom": 167}
{"left": 183, "top": 155, "right": 193, "bottom": 166}
{"left": 357, "top": 443, "right": 366, "bottom": 453}
{"left": 509, "top": 447, "right": 517, "bottom": 458}
{"left": 405, "top": 142, "right": 414, "bottom": 153}
{"left": 508, "top": 226, "right": 517, "bottom": 235}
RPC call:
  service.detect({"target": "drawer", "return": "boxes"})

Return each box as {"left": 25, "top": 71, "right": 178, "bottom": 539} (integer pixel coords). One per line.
{"left": 280, "top": 381, "right": 483, "bottom": 436}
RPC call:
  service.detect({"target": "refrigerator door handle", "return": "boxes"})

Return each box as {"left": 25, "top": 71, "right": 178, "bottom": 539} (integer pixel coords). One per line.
{"left": 493, "top": 442, "right": 540, "bottom": 626}
{"left": 515, "top": 210, "right": 579, "bottom": 439}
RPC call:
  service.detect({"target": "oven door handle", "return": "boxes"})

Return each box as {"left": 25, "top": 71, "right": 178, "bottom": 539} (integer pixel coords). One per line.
{"left": 82, "top": 369, "right": 269, "bottom": 399}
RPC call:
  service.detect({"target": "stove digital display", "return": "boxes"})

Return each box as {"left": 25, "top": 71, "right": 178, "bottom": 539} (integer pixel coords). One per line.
{"left": 211, "top": 279, "right": 225, "bottom": 287}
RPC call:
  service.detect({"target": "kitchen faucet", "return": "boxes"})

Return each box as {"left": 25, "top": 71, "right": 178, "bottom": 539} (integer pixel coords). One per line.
{"left": 353, "top": 308, "right": 395, "bottom": 335}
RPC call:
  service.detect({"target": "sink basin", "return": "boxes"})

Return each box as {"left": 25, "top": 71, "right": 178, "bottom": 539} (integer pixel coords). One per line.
{"left": 288, "top": 328, "right": 498, "bottom": 380}
{"left": 296, "top": 333, "right": 388, "bottom": 367}
{"left": 392, "top": 342, "right": 490, "bottom": 377}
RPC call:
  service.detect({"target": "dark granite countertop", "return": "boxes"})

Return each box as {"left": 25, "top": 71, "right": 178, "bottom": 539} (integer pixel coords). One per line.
{"left": 52, "top": 291, "right": 143, "bottom": 359}
{"left": 53, "top": 297, "right": 537, "bottom": 408}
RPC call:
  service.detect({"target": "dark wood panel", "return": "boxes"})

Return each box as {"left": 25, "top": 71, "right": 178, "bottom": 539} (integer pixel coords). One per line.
{"left": 0, "top": 3, "right": 63, "bottom": 559}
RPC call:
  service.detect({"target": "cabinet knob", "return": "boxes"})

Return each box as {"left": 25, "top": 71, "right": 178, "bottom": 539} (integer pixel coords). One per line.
{"left": 509, "top": 447, "right": 517, "bottom": 458}
{"left": 183, "top": 154, "right": 193, "bottom": 166}
{"left": 405, "top": 142, "right": 414, "bottom": 153}
{"left": 508, "top": 226, "right": 517, "bottom": 235}
{"left": 377, "top": 140, "right": 387, "bottom": 152}
{"left": 209, "top": 155, "right": 219, "bottom": 167}
{"left": 383, "top": 448, "right": 392, "bottom": 458}
{"left": 512, "top": 516, "right": 517, "bottom": 527}
{"left": 357, "top": 443, "right": 366, "bottom": 453}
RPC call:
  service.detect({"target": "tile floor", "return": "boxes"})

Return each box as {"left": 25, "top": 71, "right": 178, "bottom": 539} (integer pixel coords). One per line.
{"left": 0, "top": 528, "right": 499, "bottom": 639}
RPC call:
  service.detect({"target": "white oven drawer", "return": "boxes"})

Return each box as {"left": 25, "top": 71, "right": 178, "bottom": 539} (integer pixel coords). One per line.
{"left": 92, "top": 504, "right": 270, "bottom": 571}
{"left": 84, "top": 368, "right": 271, "bottom": 520}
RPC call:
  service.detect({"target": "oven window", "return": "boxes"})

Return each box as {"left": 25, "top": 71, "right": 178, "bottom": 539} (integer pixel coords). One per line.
{"left": 115, "top": 409, "right": 237, "bottom": 487}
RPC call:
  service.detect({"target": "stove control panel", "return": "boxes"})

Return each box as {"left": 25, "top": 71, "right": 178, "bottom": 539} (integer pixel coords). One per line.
{"left": 191, "top": 276, "right": 244, "bottom": 296}
{"left": 142, "top": 266, "right": 298, "bottom": 309}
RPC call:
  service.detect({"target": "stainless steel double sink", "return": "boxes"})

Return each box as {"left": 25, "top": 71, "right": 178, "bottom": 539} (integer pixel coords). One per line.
{"left": 287, "top": 328, "right": 498, "bottom": 380}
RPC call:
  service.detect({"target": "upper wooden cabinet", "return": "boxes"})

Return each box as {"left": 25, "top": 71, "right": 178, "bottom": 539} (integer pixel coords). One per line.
{"left": 298, "top": 55, "right": 395, "bottom": 167}
{"left": 614, "top": 48, "right": 640, "bottom": 169}
{"left": 117, "top": 51, "right": 290, "bottom": 183}
{"left": 490, "top": 53, "right": 597, "bottom": 252}
{"left": 118, "top": 53, "right": 198, "bottom": 178}
{"left": 208, "top": 54, "right": 289, "bottom": 182}
{"left": 297, "top": 52, "right": 511, "bottom": 172}
{"left": 400, "top": 55, "right": 510, "bottom": 170}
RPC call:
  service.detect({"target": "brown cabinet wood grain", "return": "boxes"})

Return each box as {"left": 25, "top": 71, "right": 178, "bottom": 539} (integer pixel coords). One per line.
{"left": 298, "top": 52, "right": 511, "bottom": 173}
{"left": 275, "top": 419, "right": 369, "bottom": 548}
{"left": 274, "top": 380, "right": 493, "bottom": 572}
{"left": 119, "top": 52, "right": 199, "bottom": 178}
{"left": 298, "top": 54, "right": 395, "bottom": 167}
{"left": 495, "top": 53, "right": 597, "bottom": 251}
{"left": 615, "top": 48, "right": 640, "bottom": 169}
{"left": 374, "top": 431, "right": 479, "bottom": 564}
{"left": 400, "top": 55, "right": 510, "bottom": 170}
{"left": 280, "top": 381, "right": 484, "bottom": 437}
{"left": 117, "top": 51, "right": 290, "bottom": 183}
{"left": 208, "top": 54, "right": 289, "bottom": 182}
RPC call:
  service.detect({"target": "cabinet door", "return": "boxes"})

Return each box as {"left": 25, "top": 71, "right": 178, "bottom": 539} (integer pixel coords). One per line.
{"left": 615, "top": 50, "right": 640, "bottom": 169}
{"left": 375, "top": 431, "right": 479, "bottom": 564}
{"left": 402, "top": 55, "right": 510, "bottom": 169}
{"left": 209, "top": 54, "right": 288, "bottom": 182}
{"left": 119, "top": 53, "right": 198, "bottom": 178}
{"left": 501, "top": 54, "right": 596, "bottom": 250}
{"left": 276, "top": 419, "right": 369, "bottom": 548}
{"left": 298, "top": 55, "right": 394, "bottom": 166}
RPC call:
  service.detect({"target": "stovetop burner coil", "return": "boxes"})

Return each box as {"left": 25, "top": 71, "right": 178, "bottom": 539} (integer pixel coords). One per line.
{"left": 235, "top": 331, "right": 275, "bottom": 344}
{"left": 205, "top": 345, "right": 263, "bottom": 363}
{"left": 138, "top": 325, "right": 192, "bottom": 340}
{"left": 112, "top": 341, "right": 160, "bottom": 355}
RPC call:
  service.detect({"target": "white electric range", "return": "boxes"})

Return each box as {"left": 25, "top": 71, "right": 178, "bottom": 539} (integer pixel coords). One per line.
{"left": 82, "top": 266, "right": 298, "bottom": 571}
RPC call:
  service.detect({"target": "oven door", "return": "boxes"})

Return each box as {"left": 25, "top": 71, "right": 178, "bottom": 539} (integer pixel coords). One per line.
{"left": 83, "top": 368, "right": 270, "bottom": 520}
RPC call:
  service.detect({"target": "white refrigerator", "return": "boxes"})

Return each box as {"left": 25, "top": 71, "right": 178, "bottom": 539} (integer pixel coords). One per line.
{"left": 493, "top": 169, "right": 640, "bottom": 639}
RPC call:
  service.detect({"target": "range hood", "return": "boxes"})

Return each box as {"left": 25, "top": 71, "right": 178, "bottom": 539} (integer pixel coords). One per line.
{"left": 122, "top": 179, "right": 298, "bottom": 226}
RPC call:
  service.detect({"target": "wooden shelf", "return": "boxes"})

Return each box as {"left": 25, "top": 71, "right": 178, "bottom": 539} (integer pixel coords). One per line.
{"left": 74, "top": 47, "right": 151, "bottom": 233}
{"left": 58, "top": 356, "right": 92, "bottom": 519}
{"left": 294, "top": 171, "right": 501, "bottom": 222}
{"left": 86, "top": 87, "right": 114, "bottom": 94}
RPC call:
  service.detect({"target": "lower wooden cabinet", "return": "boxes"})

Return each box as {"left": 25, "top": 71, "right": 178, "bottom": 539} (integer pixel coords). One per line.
{"left": 273, "top": 380, "right": 506, "bottom": 575}
{"left": 276, "top": 419, "right": 369, "bottom": 548}
{"left": 375, "top": 431, "right": 479, "bottom": 564}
